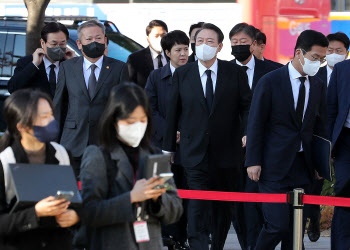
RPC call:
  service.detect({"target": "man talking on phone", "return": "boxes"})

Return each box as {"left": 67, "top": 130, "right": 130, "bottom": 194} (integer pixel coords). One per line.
{"left": 8, "top": 22, "right": 75, "bottom": 98}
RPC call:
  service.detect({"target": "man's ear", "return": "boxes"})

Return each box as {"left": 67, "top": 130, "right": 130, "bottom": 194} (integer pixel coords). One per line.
{"left": 165, "top": 49, "right": 171, "bottom": 58}
{"left": 345, "top": 51, "right": 349, "bottom": 60}
{"left": 217, "top": 43, "right": 223, "bottom": 52}
{"left": 40, "top": 39, "right": 45, "bottom": 49}
{"left": 76, "top": 39, "right": 82, "bottom": 50}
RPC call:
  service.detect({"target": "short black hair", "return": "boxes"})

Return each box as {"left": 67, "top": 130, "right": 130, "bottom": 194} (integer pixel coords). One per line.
{"left": 98, "top": 83, "right": 152, "bottom": 151}
{"left": 229, "top": 23, "right": 256, "bottom": 41}
{"left": 195, "top": 23, "right": 224, "bottom": 44}
{"left": 327, "top": 32, "right": 350, "bottom": 50}
{"left": 255, "top": 29, "right": 267, "bottom": 45}
{"left": 41, "top": 22, "right": 69, "bottom": 42}
{"left": 294, "top": 30, "right": 329, "bottom": 54}
{"left": 189, "top": 22, "right": 204, "bottom": 37}
{"left": 161, "top": 30, "right": 189, "bottom": 52}
{"left": 146, "top": 20, "right": 168, "bottom": 36}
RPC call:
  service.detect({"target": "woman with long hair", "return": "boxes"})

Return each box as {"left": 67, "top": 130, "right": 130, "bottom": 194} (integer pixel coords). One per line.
{"left": 0, "top": 89, "right": 80, "bottom": 250}
{"left": 80, "top": 83, "right": 183, "bottom": 250}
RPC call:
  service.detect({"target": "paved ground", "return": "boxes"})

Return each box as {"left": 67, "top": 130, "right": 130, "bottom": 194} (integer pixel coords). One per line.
{"left": 163, "top": 228, "right": 331, "bottom": 249}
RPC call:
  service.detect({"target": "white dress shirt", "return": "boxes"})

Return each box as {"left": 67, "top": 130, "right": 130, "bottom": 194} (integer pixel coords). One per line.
{"left": 236, "top": 56, "right": 255, "bottom": 89}
{"left": 42, "top": 56, "right": 60, "bottom": 83}
{"left": 170, "top": 62, "right": 176, "bottom": 76}
{"left": 83, "top": 56, "right": 104, "bottom": 89}
{"left": 288, "top": 62, "right": 310, "bottom": 151}
{"left": 150, "top": 47, "right": 167, "bottom": 70}
{"left": 198, "top": 59, "right": 218, "bottom": 96}
{"left": 326, "top": 65, "right": 333, "bottom": 86}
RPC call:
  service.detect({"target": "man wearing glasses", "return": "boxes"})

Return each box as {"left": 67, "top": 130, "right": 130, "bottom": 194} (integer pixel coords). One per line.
{"left": 245, "top": 30, "right": 328, "bottom": 249}
{"left": 8, "top": 22, "right": 75, "bottom": 98}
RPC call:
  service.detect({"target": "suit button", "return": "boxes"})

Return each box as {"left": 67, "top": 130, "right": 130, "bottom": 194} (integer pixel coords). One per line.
{"left": 206, "top": 132, "right": 209, "bottom": 135}
{"left": 41, "top": 242, "right": 47, "bottom": 248}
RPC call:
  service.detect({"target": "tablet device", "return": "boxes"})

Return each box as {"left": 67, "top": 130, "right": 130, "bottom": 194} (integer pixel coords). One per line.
{"left": 9, "top": 163, "right": 82, "bottom": 213}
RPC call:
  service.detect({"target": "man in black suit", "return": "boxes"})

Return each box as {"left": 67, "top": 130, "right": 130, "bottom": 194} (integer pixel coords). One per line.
{"left": 124, "top": 20, "right": 168, "bottom": 88}
{"left": 188, "top": 22, "right": 204, "bottom": 63}
{"left": 253, "top": 29, "right": 284, "bottom": 69}
{"left": 246, "top": 30, "right": 328, "bottom": 250}
{"left": 307, "top": 31, "right": 349, "bottom": 243}
{"left": 53, "top": 20, "right": 125, "bottom": 177}
{"left": 8, "top": 22, "right": 75, "bottom": 98}
{"left": 229, "top": 23, "right": 282, "bottom": 250}
{"left": 315, "top": 32, "right": 349, "bottom": 86}
{"left": 163, "top": 23, "right": 252, "bottom": 250}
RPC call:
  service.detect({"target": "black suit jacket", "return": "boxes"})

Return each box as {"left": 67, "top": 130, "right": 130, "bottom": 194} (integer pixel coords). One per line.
{"left": 245, "top": 63, "right": 327, "bottom": 181}
{"left": 263, "top": 58, "right": 284, "bottom": 70}
{"left": 124, "top": 47, "right": 168, "bottom": 88}
{"left": 163, "top": 60, "right": 252, "bottom": 168}
{"left": 188, "top": 53, "right": 196, "bottom": 63}
{"left": 8, "top": 55, "right": 54, "bottom": 97}
{"left": 232, "top": 56, "right": 282, "bottom": 93}
{"left": 53, "top": 56, "right": 125, "bottom": 158}
{"left": 315, "top": 65, "right": 327, "bottom": 85}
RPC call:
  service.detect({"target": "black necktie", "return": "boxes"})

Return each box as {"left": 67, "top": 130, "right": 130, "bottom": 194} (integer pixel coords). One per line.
{"left": 88, "top": 64, "right": 97, "bottom": 99}
{"left": 49, "top": 64, "right": 56, "bottom": 96}
{"left": 205, "top": 69, "right": 214, "bottom": 112}
{"left": 296, "top": 77, "right": 306, "bottom": 126}
{"left": 241, "top": 65, "right": 248, "bottom": 73}
{"left": 157, "top": 54, "right": 163, "bottom": 68}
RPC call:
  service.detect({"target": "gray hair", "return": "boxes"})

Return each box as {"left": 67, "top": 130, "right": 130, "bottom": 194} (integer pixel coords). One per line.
{"left": 77, "top": 20, "right": 105, "bottom": 40}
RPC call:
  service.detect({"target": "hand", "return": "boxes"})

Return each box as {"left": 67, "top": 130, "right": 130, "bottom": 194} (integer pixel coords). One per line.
{"left": 242, "top": 136, "right": 247, "bottom": 148}
{"left": 315, "top": 171, "right": 324, "bottom": 180}
{"left": 64, "top": 48, "right": 75, "bottom": 60}
{"left": 35, "top": 196, "right": 70, "bottom": 217}
{"left": 130, "top": 176, "right": 166, "bottom": 203}
{"left": 247, "top": 165, "right": 261, "bottom": 182}
{"left": 32, "top": 48, "right": 45, "bottom": 67}
{"left": 55, "top": 209, "right": 80, "bottom": 228}
{"left": 176, "top": 131, "right": 180, "bottom": 144}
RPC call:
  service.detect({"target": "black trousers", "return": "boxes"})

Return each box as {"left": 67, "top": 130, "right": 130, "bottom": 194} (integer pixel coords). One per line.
{"left": 185, "top": 152, "right": 240, "bottom": 250}
{"left": 255, "top": 152, "right": 311, "bottom": 250}
{"left": 162, "top": 164, "right": 188, "bottom": 242}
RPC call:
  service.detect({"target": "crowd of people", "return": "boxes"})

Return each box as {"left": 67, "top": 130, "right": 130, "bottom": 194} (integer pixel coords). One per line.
{"left": 0, "top": 16, "right": 349, "bottom": 250}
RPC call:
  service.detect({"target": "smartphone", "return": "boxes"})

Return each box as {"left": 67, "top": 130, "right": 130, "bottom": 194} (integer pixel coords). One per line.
{"left": 153, "top": 173, "right": 174, "bottom": 189}
{"left": 55, "top": 190, "right": 74, "bottom": 201}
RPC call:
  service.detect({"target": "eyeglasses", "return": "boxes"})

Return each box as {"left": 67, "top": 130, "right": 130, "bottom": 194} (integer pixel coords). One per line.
{"left": 301, "top": 49, "right": 326, "bottom": 64}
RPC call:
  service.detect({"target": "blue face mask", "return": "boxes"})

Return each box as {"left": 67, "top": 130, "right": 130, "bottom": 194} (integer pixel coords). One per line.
{"left": 33, "top": 119, "right": 60, "bottom": 143}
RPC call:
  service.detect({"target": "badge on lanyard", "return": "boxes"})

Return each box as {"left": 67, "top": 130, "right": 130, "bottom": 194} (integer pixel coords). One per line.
{"left": 133, "top": 206, "right": 150, "bottom": 243}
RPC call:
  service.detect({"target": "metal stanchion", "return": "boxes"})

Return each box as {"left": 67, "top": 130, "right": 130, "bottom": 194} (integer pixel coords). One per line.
{"left": 292, "top": 188, "right": 304, "bottom": 250}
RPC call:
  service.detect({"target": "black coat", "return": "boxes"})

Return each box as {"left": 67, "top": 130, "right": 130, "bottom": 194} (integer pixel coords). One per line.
{"left": 263, "top": 58, "right": 284, "bottom": 70}
{"left": 245, "top": 63, "right": 328, "bottom": 181}
{"left": 232, "top": 56, "right": 282, "bottom": 93}
{"left": 80, "top": 144, "right": 183, "bottom": 250}
{"left": 315, "top": 65, "right": 327, "bottom": 85}
{"left": 0, "top": 140, "right": 75, "bottom": 250}
{"left": 53, "top": 56, "right": 125, "bottom": 158}
{"left": 124, "top": 47, "right": 168, "bottom": 88}
{"left": 163, "top": 60, "right": 252, "bottom": 169}
{"left": 8, "top": 55, "right": 55, "bottom": 97}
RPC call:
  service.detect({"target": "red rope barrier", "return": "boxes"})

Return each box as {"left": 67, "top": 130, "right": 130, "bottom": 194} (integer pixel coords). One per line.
{"left": 177, "top": 189, "right": 350, "bottom": 207}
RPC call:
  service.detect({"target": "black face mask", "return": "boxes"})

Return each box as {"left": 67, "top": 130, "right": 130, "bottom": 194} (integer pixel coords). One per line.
{"left": 191, "top": 43, "right": 196, "bottom": 55}
{"left": 231, "top": 45, "right": 252, "bottom": 62}
{"left": 82, "top": 42, "right": 105, "bottom": 58}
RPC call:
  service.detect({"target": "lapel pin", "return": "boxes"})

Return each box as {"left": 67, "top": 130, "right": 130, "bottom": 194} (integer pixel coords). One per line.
{"left": 106, "top": 66, "right": 110, "bottom": 69}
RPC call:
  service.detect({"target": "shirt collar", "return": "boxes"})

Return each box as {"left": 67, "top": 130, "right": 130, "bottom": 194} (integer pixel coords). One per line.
{"left": 169, "top": 62, "right": 176, "bottom": 75}
{"left": 327, "top": 65, "right": 333, "bottom": 76}
{"left": 236, "top": 55, "right": 255, "bottom": 70}
{"left": 83, "top": 55, "right": 104, "bottom": 71}
{"left": 43, "top": 55, "right": 59, "bottom": 70}
{"left": 288, "top": 61, "right": 309, "bottom": 81}
{"left": 149, "top": 46, "right": 165, "bottom": 60}
{"left": 198, "top": 59, "right": 218, "bottom": 77}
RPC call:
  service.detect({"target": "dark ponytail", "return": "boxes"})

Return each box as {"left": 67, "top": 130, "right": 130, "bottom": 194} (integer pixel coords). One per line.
{"left": 0, "top": 89, "right": 53, "bottom": 152}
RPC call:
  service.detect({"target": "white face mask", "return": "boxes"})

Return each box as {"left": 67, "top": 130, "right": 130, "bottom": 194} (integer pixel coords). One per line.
{"left": 117, "top": 122, "right": 148, "bottom": 148}
{"left": 326, "top": 53, "right": 346, "bottom": 67}
{"left": 299, "top": 52, "right": 320, "bottom": 76}
{"left": 150, "top": 38, "right": 163, "bottom": 53}
{"left": 195, "top": 44, "right": 218, "bottom": 61}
